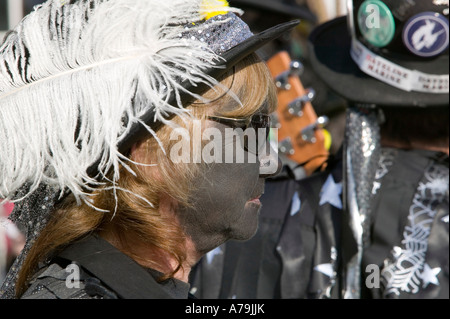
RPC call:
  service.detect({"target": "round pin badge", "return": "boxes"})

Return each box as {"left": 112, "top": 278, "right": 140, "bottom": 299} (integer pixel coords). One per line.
{"left": 403, "top": 12, "right": 449, "bottom": 57}
{"left": 358, "top": 0, "right": 396, "bottom": 47}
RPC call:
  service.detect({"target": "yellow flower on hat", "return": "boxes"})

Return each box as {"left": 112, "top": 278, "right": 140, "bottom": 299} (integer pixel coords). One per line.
{"left": 323, "top": 129, "right": 332, "bottom": 151}
{"left": 201, "top": 0, "right": 229, "bottom": 20}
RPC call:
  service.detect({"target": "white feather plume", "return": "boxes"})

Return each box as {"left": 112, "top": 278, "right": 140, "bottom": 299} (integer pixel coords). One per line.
{"left": 0, "top": 0, "right": 236, "bottom": 204}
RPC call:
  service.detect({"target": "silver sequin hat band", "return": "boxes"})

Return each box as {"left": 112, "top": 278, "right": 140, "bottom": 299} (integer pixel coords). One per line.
{"left": 181, "top": 13, "right": 254, "bottom": 55}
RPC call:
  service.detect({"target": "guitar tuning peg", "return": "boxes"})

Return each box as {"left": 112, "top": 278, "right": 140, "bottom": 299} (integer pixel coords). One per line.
{"left": 278, "top": 138, "right": 295, "bottom": 155}
{"left": 289, "top": 61, "right": 304, "bottom": 77}
{"left": 304, "top": 88, "right": 316, "bottom": 101}
{"left": 300, "top": 116, "right": 329, "bottom": 144}
{"left": 274, "top": 60, "right": 304, "bottom": 90}
{"left": 286, "top": 88, "right": 316, "bottom": 117}
{"left": 270, "top": 113, "right": 282, "bottom": 129}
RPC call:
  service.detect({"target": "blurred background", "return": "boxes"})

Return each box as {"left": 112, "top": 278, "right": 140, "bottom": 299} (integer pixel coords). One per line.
{"left": 1, "top": 200, "right": 24, "bottom": 286}
{"left": 0, "top": 0, "right": 44, "bottom": 39}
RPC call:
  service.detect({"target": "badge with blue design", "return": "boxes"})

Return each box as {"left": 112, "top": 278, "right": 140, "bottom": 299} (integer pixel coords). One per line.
{"left": 358, "top": 0, "right": 396, "bottom": 47}
{"left": 403, "top": 12, "right": 449, "bottom": 57}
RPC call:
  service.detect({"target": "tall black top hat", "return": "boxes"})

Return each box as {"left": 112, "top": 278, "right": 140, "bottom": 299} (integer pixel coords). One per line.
{"left": 229, "top": 0, "right": 317, "bottom": 21}
{"left": 308, "top": 0, "right": 449, "bottom": 107}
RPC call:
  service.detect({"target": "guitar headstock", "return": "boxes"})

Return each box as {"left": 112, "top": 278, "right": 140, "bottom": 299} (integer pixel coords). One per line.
{"left": 267, "top": 51, "right": 329, "bottom": 176}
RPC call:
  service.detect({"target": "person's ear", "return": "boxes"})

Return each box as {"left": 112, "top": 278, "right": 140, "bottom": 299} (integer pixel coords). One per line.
{"left": 130, "top": 141, "right": 148, "bottom": 164}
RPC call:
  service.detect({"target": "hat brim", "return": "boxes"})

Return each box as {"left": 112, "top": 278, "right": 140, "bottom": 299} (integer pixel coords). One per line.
{"left": 116, "top": 20, "right": 300, "bottom": 156}
{"left": 230, "top": 0, "right": 317, "bottom": 22}
{"left": 220, "top": 19, "right": 300, "bottom": 71}
{"left": 308, "top": 16, "right": 449, "bottom": 107}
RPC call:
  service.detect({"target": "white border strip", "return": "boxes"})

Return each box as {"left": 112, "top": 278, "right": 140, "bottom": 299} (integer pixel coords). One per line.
{"left": 1, "top": 0, "right": 24, "bottom": 42}
{"left": 7, "top": 0, "right": 23, "bottom": 29}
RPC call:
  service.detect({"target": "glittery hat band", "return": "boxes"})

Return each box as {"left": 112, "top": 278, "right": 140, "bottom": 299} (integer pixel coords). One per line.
{"left": 180, "top": 13, "right": 254, "bottom": 56}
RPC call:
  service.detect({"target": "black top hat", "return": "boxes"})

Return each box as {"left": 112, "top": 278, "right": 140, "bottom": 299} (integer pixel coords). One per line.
{"left": 229, "top": 0, "right": 317, "bottom": 22}
{"left": 308, "top": 0, "right": 449, "bottom": 107}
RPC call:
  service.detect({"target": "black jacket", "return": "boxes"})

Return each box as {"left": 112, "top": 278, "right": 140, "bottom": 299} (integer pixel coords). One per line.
{"left": 190, "top": 148, "right": 449, "bottom": 299}
{"left": 22, "top": 235, "right": 191, "bottom": 299}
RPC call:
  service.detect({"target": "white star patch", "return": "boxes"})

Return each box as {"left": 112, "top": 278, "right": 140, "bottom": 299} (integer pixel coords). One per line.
{"left": 319, "top": 174, "right": 343, "bottom": 209}
{"left": 290, "top": 192, "right": 301, "bottom": 216}
{"left": 206, "top": 246, "right": 223, "bottom": 265}
{"left": 314, "top": 263, "right": 334, "bottom": 278}
{"left": 420, "top": 264, "right": 441, "bottom": 288}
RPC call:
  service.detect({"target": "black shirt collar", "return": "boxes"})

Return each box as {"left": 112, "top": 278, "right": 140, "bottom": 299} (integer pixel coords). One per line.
{"left": 58, "top": 234, "right": 189, "bottom": 299}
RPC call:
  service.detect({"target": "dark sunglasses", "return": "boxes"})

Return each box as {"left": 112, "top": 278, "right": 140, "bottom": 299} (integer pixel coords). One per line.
{"left": 206, "top": 113, "right": 271, "bottom": 155}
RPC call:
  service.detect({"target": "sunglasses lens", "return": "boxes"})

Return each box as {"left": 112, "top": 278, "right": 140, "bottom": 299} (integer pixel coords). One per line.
{"left": 241, "top": 114, "right": 271, "bottom": 155}
{"left": 207, "top": 114, "right": 271, "bottom": 156}
{"left": 251, "top": 114, "right": 271, "bottom": 138}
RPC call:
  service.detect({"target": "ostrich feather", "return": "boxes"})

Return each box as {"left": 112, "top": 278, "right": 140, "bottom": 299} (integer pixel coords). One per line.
{"left": 0, "top": 0, "right": 240, "bottom": 204}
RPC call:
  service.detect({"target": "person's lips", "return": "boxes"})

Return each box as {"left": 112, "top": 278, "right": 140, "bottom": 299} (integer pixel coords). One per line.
{"left": 249, "top": 196, "right": 261, "bottom": 203}
{"left": 248, "top": 191, "right": 264, "bottom": 203}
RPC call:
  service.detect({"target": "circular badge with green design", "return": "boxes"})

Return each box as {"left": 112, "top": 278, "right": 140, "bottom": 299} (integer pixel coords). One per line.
{"left": 357, "top": 0, "right": 396, "bottom": 47}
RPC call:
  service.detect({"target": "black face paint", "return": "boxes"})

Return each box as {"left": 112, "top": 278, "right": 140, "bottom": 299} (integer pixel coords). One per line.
{"left": 177, "top": 120, "right": 278, "bottom": 254}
